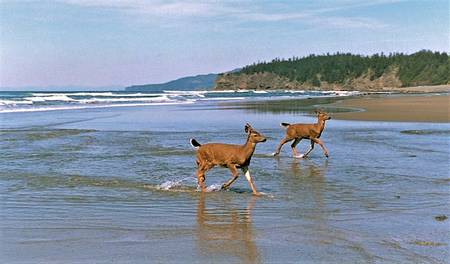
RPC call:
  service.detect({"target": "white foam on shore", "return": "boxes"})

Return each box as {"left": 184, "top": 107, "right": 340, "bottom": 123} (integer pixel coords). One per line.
{"left": 0, "top": 101, "right": 195, "bottom": 113}
{"left": 78, "top": 95, "right": 172, "bottom": 104}
{"left": 25, "top": 95, "right": 75, "bottom": 102}
{"left": 284, "top": 90, "right": 306, "bottom": 93}
{"left": 163, "top": 90, "right": 207, "bottom": 97}
{"left": 207, "top": 90, "right": 240, "bottom": 93}
{"left": 31, "top": 92, "right": 167, "bottom": 97}
{"left": 318, "top": 90, "right": 360, "bottom": 96}
{"left": 0, "top": 90, "right": 362, "bottom": 114}
{"left": 0, "top": 99, "right": 33, "bottom": 105}
{"left": 32, "top": 92, "right": 114, "bottom": 97}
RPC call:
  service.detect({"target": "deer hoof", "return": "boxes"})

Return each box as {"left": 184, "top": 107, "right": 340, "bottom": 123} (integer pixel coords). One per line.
{"left": 271, "top": 152, "right": 279, "bottom": 157}
{"left": 294, "top": 154, "right": 305, "bottom": 158}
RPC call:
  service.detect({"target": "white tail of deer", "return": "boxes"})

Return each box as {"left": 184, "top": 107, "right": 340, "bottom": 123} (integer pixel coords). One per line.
{"left": 191, "top": 123, "right": 266, "bottom": 195}
{"left": 190, "top": 138, "right": 201, "bottom": 149}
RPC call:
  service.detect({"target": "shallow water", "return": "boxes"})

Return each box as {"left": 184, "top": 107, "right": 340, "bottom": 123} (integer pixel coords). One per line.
{"left": 1, "top": 100, "right": 449, "bottom": 263}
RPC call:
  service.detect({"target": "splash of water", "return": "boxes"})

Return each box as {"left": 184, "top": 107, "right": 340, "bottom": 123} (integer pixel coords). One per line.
{"left": 205, "top": 183, "right": 223, "bottom": 192}
{"left": 157, "top": 177, "right": 196, "bottom": 190}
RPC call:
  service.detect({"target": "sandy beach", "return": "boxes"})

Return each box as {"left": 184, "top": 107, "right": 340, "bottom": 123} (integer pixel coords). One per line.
{"left": 331, "top": 94, "right": 449, "bottom": 122}
{"left": 1, "top": 92, "right": 449, "bottom": 263}
{"left": 219, "top": 91, "right": 449, "bottom": 123}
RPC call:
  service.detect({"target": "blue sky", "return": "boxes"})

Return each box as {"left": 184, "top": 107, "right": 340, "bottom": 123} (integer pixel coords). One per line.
{"left": 1, "top": 0, "right": 448, "bottom": 88}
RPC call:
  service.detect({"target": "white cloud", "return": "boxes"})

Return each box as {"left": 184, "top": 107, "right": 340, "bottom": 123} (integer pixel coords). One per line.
{"left": 7, "top": 0, "right": 392, "bottom": 29}
{"left": 57, "top": 0, "right": 221, "bottom": 16}
{"left": 234, "top": 11, "right": 309, "bottom": 22}
{"left": 308, "top": 16, "right": 388, "bottom": 29}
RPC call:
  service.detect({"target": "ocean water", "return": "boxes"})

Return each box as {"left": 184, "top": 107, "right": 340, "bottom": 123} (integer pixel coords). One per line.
{"left": 0, "top": 90, "right": 359, "bottom": 113}
{"left": 0, "top": 92, "right": 449, "bottom": 263}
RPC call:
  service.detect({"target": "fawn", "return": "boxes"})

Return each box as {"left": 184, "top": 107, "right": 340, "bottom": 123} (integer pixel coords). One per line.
{"left": 272, "top": 110, "right": 331, "bottom": 158}
{"left": 190, "top": 123, "right": 266, "bottom": 195}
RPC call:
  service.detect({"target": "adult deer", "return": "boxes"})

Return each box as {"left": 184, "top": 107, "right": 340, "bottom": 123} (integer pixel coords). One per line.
{"left": 272, "top": 110, "right": 331, "bottom": 158}
{"left": 190, "top": 123, "right": 266, "bottom": 195}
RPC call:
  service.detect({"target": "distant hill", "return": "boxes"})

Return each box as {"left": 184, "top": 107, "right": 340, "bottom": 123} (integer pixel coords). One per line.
{"left": 214, "top": 50, "right": 450, "bottom": 91}
{"left": 125, "top": 73, "right": 218, "bottom": 91}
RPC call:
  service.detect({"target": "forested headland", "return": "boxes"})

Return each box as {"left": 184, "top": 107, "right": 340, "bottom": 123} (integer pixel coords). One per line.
{"left": 215, "top": 50, "right": 449, "bottom": 91}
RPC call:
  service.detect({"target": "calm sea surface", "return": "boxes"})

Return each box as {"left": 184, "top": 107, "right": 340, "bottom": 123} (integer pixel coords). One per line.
{"left": 1, "top": 92, "right": 449, "bottom": 263}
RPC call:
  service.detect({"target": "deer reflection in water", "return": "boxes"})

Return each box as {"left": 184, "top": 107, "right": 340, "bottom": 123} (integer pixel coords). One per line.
{"left": 275, "top": 156, "right": 376, "bottom": 261}
{"left": 277, "top": 157, "right": 329, "bottom": 222}
{"left": 196, "top": 193, "right": 260, "bottom": 264}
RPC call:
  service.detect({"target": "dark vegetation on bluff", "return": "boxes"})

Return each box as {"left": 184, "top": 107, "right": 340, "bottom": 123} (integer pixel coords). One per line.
{"left": 239, "top": 50, "right": 449, "bottom": 87}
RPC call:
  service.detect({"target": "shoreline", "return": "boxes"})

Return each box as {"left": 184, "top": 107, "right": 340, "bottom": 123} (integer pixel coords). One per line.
{"left": 224, "top": 92, "right": 449, "bottom": 123}
{"left": 1, "top": 87, "right": 449, "bottom": 123}
{"left": 213, "top": 84, "right": 450, "bottom": 93}
{"left": 329, "top": 94, "right": 449, "bottom": 123}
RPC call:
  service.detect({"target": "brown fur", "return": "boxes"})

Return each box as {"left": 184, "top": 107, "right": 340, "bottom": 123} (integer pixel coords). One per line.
{"left": 273, "top": 111, "right": 331, "bottom": 158}
{"left": 191, "top": 123, "right": 266, "bottom": 195}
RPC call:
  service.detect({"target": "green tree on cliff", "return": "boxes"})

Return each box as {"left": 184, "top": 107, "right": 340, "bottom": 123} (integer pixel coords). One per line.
{"left": 239, "top": 50, "right": 449, "bottom": 87}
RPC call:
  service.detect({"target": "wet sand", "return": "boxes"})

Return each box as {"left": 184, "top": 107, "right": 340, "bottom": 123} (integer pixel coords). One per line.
{"left": 331, "top": 95, "right": 449, "bottom": 122}
{"left": 1, "top": 98, "right": 449, "bottom": 263}
{"left": 218, "top": 93, "right": 449, "bottom": 123}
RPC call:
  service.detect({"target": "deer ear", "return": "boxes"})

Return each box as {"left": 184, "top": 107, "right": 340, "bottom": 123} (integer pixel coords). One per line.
{"left": 244, "top": 123, "right": 252, "bottom": 133}
{"left": 314, "top": 109, "right": 319, "bottom": 114}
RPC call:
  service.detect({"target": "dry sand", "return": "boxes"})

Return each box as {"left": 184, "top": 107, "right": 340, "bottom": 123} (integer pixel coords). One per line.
{"left": 331, "top": 94, "right": 449, "bottom": 122}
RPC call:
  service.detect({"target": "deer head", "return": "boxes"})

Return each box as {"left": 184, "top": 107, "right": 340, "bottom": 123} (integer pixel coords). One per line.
{"left": 245, "top": 123, "right": 267, "bottom": 143}
{"left": 315, "top": 110, "right": 331, "bottom": 120}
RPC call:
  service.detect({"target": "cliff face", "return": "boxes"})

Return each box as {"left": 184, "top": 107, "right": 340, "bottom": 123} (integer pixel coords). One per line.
{"left": 214, "top": 72, "right": 304, "bottom": 90}
{"left": 214, "top": 67, "right": 403, "bottom": 91}
{"left": 346, "top": 66, "right": 402, "bottom": 91}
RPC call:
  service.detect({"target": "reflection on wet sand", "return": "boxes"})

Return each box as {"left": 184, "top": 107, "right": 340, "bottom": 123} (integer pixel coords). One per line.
{"left": 277, "top": 158, "right": 328, "bottom": 220}
{"left": 218, "top": 97, "right": 349, "bottom": 115}
{"left": 276, "top": 157, "right": 328, "bottom": 192}
{"left": 196, "top": 194, "right": 260, "bottom": 263}
{"left": 285, "top": 158, "right": 328, "bottom": 177}
{"left": 275, "top": 158, "right": 377, "bottom": 262}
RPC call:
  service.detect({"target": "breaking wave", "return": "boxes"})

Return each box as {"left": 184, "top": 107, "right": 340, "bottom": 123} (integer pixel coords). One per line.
{"left": 0, "top": 89, "right": 361, "bottom": 113}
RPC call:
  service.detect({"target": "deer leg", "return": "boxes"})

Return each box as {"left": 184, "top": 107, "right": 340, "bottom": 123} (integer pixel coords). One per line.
{"left": 242, "top": 167, "right": 260, "bottom": 196}
{"left": 222, "top": 164, "right": 239, "bottom": 190}
{"left": 291, "top": 138, "right": 301, "bottom": 157}
{"left": 312, "top": 138, "right": 329, "bottom": 158}
{"left": 196, "top": 163, "right": 213, "bottom": 192}
{"left": 302, "top": 140, "right": 315, "bottom": 158}
{"left": 273, "top": 137, "right": 293, "bottom": 156}
{"left": 196, "top": 169, "right": 206, "bottom": 192}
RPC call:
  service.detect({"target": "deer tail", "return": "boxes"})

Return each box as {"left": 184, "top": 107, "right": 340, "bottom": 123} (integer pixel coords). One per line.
{"left": 280, "top": 122, "right": 290, "bottom": 129}
{"left": 190, "top": 138, "right": 201, "bottom": 149}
